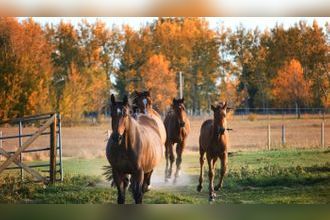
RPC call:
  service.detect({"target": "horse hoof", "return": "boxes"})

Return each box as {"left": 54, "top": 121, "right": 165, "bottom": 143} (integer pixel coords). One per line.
{"left": 143, "top": 184, "right": 151, "bottom": 193}
{"left": 209, "top": 193, "right": 216, "bottom": 202}
{"left": 197, "top": 185, "right": 202, "bottom": 192}
{"left": 214, "top": 185, "right": 221, "bottom": 191}
{"left": 175, "top": 170, "right": 181, "bottom": 178}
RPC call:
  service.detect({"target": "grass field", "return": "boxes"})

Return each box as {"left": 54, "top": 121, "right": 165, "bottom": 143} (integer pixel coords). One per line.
{"left": 1, "top": 148, "right": 329, "bottom": 204}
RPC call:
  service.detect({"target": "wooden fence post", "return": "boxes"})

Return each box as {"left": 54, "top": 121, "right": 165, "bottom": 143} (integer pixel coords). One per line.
{"left": 0, "top": 131, "right": 2, "bottom": 161}
{"left": 321, "top": 121, "right": 325, "bottom": 148}
{"left": 267, "top": 124, "right": 271, "bottom": 150}
{"left": 18, "top": 121, "right": 23, "bottom": 180}
{"left": 281, "top": 124, "right": 286, "bottom": 146}
{"left": 49, "top": 115, "right": 57, "bottom": 184}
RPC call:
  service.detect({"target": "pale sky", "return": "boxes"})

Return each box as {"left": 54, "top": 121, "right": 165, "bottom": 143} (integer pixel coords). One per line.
{"left": 19, "top": 17, "right": 329, "bottom": 31}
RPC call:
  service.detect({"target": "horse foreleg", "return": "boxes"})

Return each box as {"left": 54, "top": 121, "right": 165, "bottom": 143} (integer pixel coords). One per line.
{"left": 215, "top": 152, "right": 228, "bottom": 191}
{"left": 132, "top": 169, "right": 144, "bottom": 204}
{"left": 197, "top": 150, "right": 205, "bottom": 192}
{"left": 166, "top": 143, "right": 175, "bottom": 181}
{"left": 164, "top": 141, "right": 170, "bottom": 182}
{"left": 113, "top": 171, "right": 126, "bottom": 204}
{"left": 142, "top": 170, "right": 153, "bottom": 193}
{"left": 174, "top": 140, "right": 185, "bottom": 182}
{"left": 207, "top": 156, "right": 216, "bottom": 202}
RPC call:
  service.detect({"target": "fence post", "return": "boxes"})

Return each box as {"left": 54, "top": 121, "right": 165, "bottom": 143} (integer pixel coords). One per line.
{"left": 49, "top": 114, "right": 57, "bottom": 184}
{"left": 321, "top": 121, "right": 325, "bottom": 148}
{"left": 0, "top": 131, "right": 2, "bottom": 161}
{"left": 18, "top": 121, "right": 24, "bottom": 181}
{"left": 267, "top": 124, "right": 271, "bottom": 150}
{"left": 281, "top": 124, "right": 286, "bottom": 146}
{"left": 57, "top": 114, "right": 63, "bottom": 181}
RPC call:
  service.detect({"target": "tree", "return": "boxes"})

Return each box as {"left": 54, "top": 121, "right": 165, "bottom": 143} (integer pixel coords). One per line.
{"left": 272, "top": 59, "right": 312, "bottom": 118}
{"left": 60, "top": 63, "right": 87, "bottom": 125}
{"left": 140, "top": 54, "right": 177, "bottom": 112}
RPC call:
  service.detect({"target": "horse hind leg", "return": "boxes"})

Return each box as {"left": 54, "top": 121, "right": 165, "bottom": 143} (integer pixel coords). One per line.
{"left": 132, "top": 170, "right": 144, "bottom": 204}
{"left": 215, "top": 152, "right": 228, "bottom": 191}
{"left": 196, "top": 149, "right": 205, "bottom": 192}
{"left": 142, "top": 170, "right": 153, "bottom": 193}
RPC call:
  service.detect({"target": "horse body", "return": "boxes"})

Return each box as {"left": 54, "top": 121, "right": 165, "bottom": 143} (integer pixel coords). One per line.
{"left": 164, "top": 98, "right": 190, "bottom": 182}
{"left": 106, "top": 95, "right": 163, "bottom": 204}
{"left": 107, "top": 115, "right": 162, "bottom": 173}
{"left": 197, "top": 102, "right": 229, "bottom": 202}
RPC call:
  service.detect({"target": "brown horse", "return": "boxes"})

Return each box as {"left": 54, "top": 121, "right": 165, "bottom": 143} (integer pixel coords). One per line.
{"left": 130, "top": 90, "right": 166, "bottom": 145}
{"left": 163, "top": 98, "right": 190, "bottom": 183}
{"left": 106, "top": 94, "right": 163, "bottom": 204}
{"left": 197, "top": 102, "right": 230, "bottom": 201}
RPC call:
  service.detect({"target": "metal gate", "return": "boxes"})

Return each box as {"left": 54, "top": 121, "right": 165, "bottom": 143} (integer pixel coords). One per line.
{"left": 0, "top": 112, "right": 63, "bottom": 184}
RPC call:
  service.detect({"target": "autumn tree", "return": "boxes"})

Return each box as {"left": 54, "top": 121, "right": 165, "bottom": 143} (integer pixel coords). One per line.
{"left": 0, "top": 17, "right": 53, "bottom": 119}
{"left": 140, "top": 54, "right": 177, "bottom": 112}
{"left": 60, "top": 63, "right": 87, "bottom": 124}
{"left": 272, "top": 59, "right": 312, "bottom": 118}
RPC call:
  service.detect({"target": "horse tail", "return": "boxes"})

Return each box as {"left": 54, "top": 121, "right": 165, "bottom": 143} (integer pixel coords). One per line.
{"left": 103, "top": 165, "right": 115, "bottom": 187}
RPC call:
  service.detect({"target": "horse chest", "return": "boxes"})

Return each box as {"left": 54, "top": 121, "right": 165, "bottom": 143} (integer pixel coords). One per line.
{"left": 109, "top": 150, "right": 135, "bottom": 173}
{"left": 207, "top": 139, "right": 226, "bottom": 156}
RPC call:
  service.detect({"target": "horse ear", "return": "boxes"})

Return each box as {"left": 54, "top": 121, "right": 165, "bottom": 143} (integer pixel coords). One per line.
{"left": 211, "top": 104, "right": 215, "bottom": 111}
{"left": 222, "top": 101, "right": 227, "bottom": 109}
{"left": 123, "top": 95, "right": 128, "bottom": 106}
{"left": 111, "top": 94, "right": 116, "bottom": 104}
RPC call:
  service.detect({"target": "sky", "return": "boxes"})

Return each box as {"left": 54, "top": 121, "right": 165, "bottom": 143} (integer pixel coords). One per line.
{"left": 19, "top": 17, "right": 329, "bottom": 31}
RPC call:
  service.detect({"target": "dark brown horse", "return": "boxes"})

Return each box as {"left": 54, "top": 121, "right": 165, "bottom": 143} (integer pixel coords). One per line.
{"left": 197, "top": 102, "right": 229, "bottom": 201}
{"left": 106, "top": 94, "right": 163, "bottom": 204}
{"left": 163, "top": 98, "right": 190, "bottom": 183}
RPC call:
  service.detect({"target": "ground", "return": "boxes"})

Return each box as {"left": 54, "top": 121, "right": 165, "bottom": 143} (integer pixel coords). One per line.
{"left": 1, "top": 148, "right": 329, "bottom": 204}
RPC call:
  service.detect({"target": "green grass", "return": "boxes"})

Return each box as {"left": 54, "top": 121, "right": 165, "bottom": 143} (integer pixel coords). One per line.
{"left": 0, "top": 148, "right": 329, "bottom": 204}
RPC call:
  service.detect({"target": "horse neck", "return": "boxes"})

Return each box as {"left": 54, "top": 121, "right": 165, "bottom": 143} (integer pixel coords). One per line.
{"left": 213, "top": 116, "right": 226, "bottom": 135}
{"left": 123, "top": 116, "right": 137, "bottom": 150}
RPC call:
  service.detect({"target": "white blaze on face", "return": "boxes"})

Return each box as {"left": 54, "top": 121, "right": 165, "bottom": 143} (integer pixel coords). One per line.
{"left": 142, "top": 98, "right": 148, "bottom": 114}
{"left": 142, "top": 98, "right": 147, "bottom": 106}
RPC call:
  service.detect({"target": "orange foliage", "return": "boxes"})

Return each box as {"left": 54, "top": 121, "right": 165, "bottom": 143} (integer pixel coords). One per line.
{"left": 140, "top": 54, "right": 177, "bottom": 112}
{"left": 272, "top": 59, "right": 312, "bottom": 106}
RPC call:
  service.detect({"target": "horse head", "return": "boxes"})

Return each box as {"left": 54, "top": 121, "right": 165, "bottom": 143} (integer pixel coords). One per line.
{"left": 131, "top": 89, "right": 152, "bottom": 115}
{"left": 110, "top": 94, "right": 130, "bottom": 144}
{"left": 172, "top": 98, "right": 186, "bottom": 128}
{"left": 211, "top": 101, "right": 230, "bottom": 136}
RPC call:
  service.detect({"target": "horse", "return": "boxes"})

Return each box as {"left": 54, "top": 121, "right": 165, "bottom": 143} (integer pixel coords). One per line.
{"left": 163, "top": 98, "right": 190, "bottom": 183}
{"left": 105, "top": 94, "right": 163, "bottom": 204}
{"left": 196, "top": 102, "right": 230, "bottom": 202}
{"left": 130, "top": 90, "right": 166, "bottom": 145}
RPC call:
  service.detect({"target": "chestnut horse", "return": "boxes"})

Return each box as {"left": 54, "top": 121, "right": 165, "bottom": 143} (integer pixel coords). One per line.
{"left": 130, "top": 90, "right": 166, "bottom": 145}
{"left": 106, "top": 94, "right": 163, "bottom": 204}
{"left": 163, "top": 98, "right": 190, "bottom": 183}
{"left": 197, "top": 102, "right": 229, "bottom": 201}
